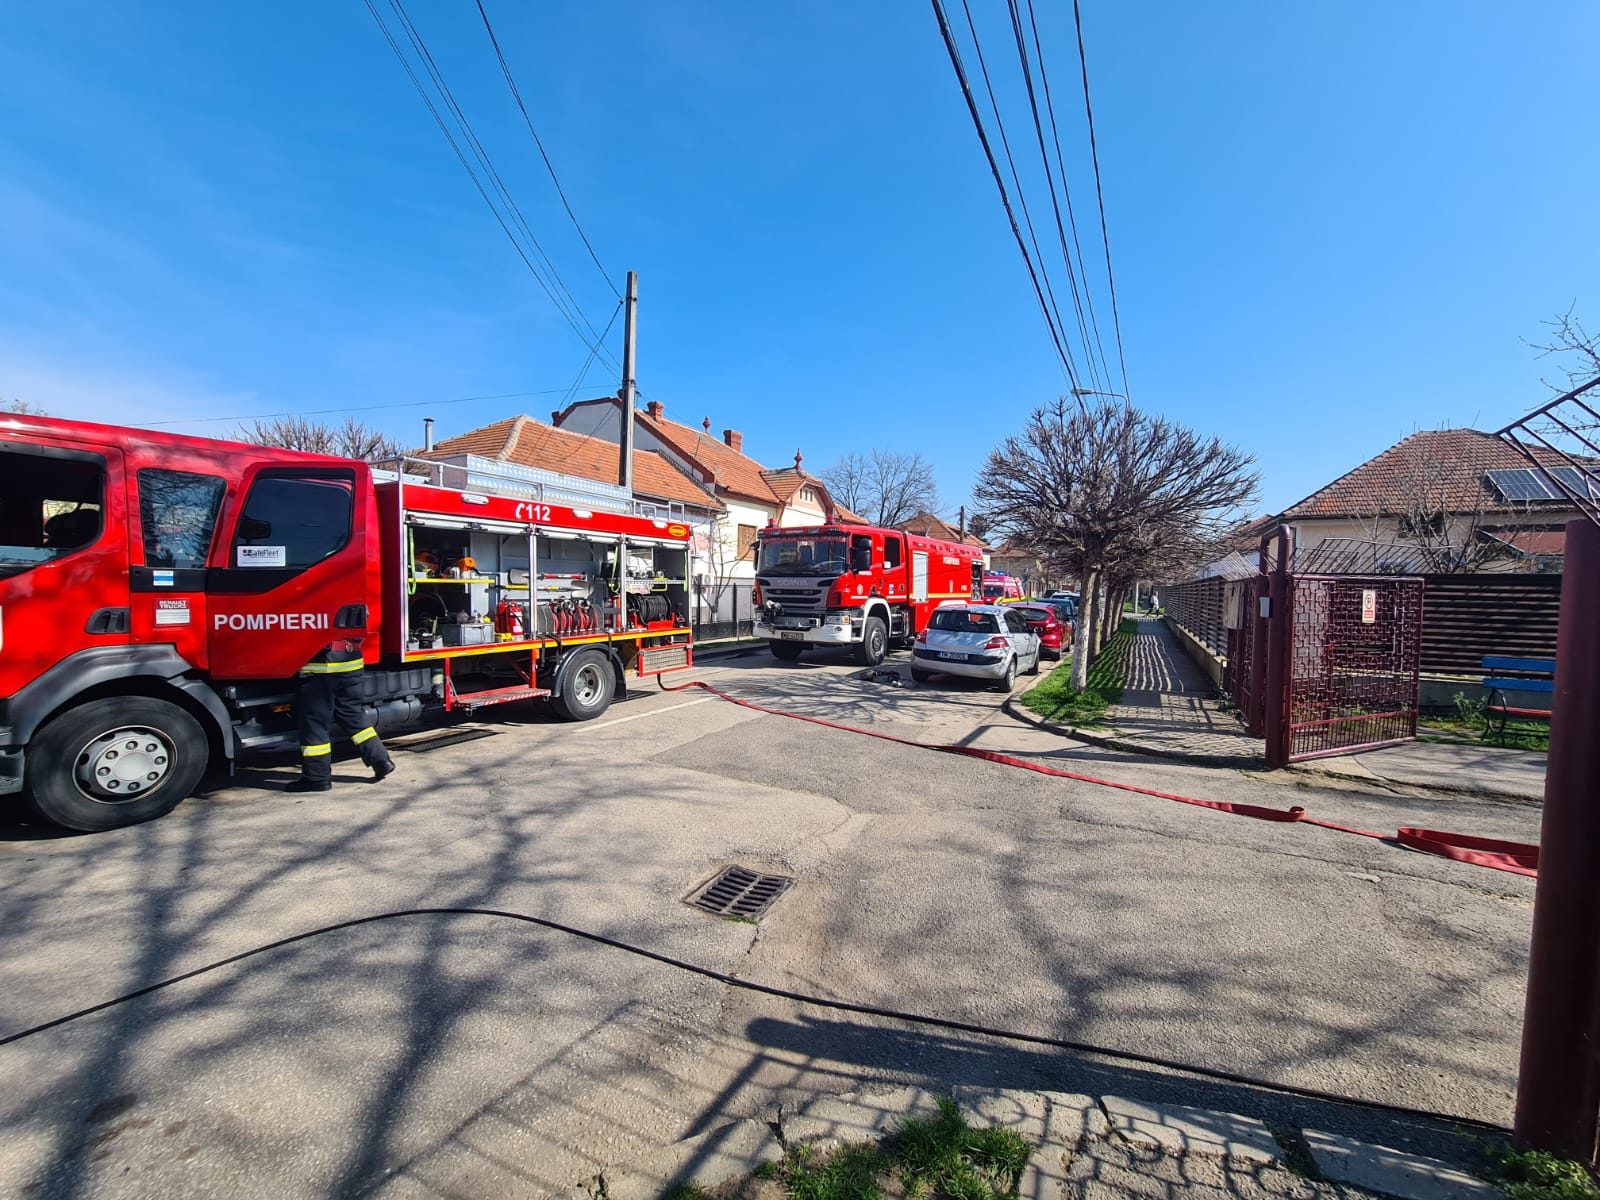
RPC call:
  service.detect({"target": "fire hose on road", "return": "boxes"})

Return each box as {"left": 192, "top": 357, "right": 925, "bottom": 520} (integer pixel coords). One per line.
{"left": 661, "top": 676, "right": 1539, "bottom": 877}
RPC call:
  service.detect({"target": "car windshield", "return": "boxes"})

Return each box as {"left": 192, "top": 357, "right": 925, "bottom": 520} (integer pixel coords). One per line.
{"left": 930, "top": 609, "right": 999, "bottom": 634}
{"left": 756, "top": 535, "right": 848, "bottom": 576}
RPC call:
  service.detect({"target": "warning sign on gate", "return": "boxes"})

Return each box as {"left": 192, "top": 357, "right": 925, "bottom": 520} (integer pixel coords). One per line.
{"left": 1361, "top": 589, "right": 1377, "bottom": 624}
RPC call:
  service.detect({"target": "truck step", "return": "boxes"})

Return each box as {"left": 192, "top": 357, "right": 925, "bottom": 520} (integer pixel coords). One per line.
{"left": 454, "top": 685, "right": 552, "bottom": 711}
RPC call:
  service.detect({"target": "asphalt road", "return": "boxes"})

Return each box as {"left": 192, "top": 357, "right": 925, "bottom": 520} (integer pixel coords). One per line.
{"left": 0, "top": 646, "right": 1541, "bottom": 1198}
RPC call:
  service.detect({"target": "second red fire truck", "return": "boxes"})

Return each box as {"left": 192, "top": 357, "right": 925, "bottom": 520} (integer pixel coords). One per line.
{"left": 0, "top": 414, "right": 693, "bottom": 832}
{"left": 752, "top": 522, "right": 985, "bottom": 664}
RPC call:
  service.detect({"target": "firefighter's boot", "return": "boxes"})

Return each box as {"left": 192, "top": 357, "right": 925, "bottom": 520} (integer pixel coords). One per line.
{"left": 355, "top": 727, "right": 395, "bottom": 783}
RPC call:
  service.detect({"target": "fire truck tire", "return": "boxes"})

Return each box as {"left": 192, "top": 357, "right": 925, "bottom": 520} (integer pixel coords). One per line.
{"left": 25, "top": 697, "right": 208, "bottom": 832}
{"left": 770, "top": 640, "right": 804, "bottom": 661}
{"left": 992, "top": 656, "right": 1018, "bottom": 692}
{"left": 855, "top": 616, "right": 888, "bottom": 666}
{"left": 551, "top": 651, "right": 614, "bottom": 722}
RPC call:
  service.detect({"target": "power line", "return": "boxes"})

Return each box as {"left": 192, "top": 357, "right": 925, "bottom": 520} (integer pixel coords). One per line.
{"left": 929, "top": 0, "right": 1080, "bottom": 389}
{"left": 138, "top": 389, "right": 581, "bottom": 428}
{"left": 1072, "top": 0, "right": 1130, "bottom": 395}
{"left": 560, "top": 300, "right": 624, "bottom": 409}
{"left": 363, "top": 0, "right": 620, "bottom": 375}
{"left": 384, "top": 0, "right": 618, "bottom": 372}
{"left": 473, "top": 0, "right": 620, "bottom": 300}
{"left": 1012, "top": 0, "right": 1114, "bottom": 391}
{"left": 957, "top": 0, "right": 1084, "bottom": 389}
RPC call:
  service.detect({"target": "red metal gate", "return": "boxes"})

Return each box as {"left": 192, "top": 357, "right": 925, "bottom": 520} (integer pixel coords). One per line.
{"left": 1284, "top": 575, "right": 1424, "bottom": 761}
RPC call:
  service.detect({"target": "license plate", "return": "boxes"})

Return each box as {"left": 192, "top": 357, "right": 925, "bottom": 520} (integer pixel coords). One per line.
{"left": 779, "top": 631, "right": 803, "bottom": 641}
{"left": 937, "top": 651, "right": 965, "bottom": 661}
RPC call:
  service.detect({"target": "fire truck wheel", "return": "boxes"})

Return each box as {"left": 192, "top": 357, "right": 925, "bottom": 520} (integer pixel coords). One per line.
{"left": 770, "top": 640, "right": 804, "bottom": 661}
{"left": 552, "top": 651, "right": 615, "bottom": 722}
{"left": 855, "top": 616, "right": 888, "bottom": 666}
{"left": 26, "top": 697, "right": 208, "bottom": 832}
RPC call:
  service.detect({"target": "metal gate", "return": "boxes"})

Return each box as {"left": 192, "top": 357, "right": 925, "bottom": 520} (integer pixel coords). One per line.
{"left": 1284, "top": 575, "right": 1424, "bottom": 761}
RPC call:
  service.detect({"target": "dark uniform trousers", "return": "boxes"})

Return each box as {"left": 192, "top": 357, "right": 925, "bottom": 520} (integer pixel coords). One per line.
{"left": 297, "top": 640, "right": 394, "bottom": 785}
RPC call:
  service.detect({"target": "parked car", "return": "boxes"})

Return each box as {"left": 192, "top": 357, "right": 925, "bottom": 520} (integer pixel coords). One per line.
{"left": 912, "top": 604, "right": 1042, "bottom": 690}
{"left": 1040, "top": 596, "right": 1077, "bottom": 628}
{"left": 1008, "top": 602, "right": 1067, "bottom": 659}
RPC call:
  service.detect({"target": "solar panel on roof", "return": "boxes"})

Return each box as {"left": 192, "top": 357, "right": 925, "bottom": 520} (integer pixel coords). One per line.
{"left": 1485, "top": 468, "right": 1560, "bottom": 502}
{"left": 1548, "top": 466, "right": 1600, "bottom": 499}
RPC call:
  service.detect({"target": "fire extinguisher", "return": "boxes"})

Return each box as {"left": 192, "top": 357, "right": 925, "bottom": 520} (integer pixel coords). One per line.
{"left": 495, "top": 601, "right": 524, "bottom": 637}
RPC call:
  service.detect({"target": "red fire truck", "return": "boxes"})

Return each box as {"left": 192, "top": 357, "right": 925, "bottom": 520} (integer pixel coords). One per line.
{"left": 0, "top": 414, "right": 693, "bottom": 831}
{"left": 752, "top": 523, "right": 984, "bottom": 664}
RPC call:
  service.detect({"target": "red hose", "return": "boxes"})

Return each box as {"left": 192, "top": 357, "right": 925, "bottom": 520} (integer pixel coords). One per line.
{"left": 661, "top": 677, "right": 1538, "bottom": 877}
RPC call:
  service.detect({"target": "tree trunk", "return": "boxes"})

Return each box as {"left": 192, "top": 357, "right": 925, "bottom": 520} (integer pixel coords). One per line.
{"left": 1070, "top": 564, "right": 1100, "bottom": 690}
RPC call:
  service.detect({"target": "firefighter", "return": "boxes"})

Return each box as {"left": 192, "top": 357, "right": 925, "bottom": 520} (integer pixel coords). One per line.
{"left": 287, "top": 636, "right": 395, "bottom": 793}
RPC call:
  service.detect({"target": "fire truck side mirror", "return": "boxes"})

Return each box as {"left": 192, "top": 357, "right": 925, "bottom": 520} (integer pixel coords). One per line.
{"left": 238, "top": 517, "right": 273, "bottom": 541}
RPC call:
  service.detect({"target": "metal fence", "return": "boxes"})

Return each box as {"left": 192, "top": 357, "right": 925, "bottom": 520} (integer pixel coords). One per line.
{"left": 1419, "top": 573, "right": 1562, "bottom": 674}
{"left": 1160, "top": 577, "right": 1228, "bottom": 660}
{"left": 693, "top": 582, "right": 756, "bottom": 642}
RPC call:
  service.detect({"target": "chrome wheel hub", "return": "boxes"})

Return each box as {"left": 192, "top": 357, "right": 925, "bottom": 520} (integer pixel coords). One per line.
{"left": 74, "top": 726, "right": 175, "bottom": 804}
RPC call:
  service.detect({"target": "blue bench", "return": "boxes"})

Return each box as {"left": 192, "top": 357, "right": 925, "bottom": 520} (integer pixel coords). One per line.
{"left": 1481, "top": 656, "right": 1555, "bottom": 737}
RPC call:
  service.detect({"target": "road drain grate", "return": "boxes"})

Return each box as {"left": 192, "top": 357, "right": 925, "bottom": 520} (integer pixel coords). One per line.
{"left": 391, "top": 728, "right": 499, "bottom": 754}
{"left": 687, "top": 866, "right": 794, "bottom": 921}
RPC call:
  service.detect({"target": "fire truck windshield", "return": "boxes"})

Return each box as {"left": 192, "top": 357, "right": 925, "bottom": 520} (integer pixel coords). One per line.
{"left": 756, "top": 535, "right": 848, "bottom": 576}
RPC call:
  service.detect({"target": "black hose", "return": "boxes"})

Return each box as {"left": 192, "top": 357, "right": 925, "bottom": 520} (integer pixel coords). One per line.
{"left": 0, "top": 906, "right": 1512, "bottom": 1134}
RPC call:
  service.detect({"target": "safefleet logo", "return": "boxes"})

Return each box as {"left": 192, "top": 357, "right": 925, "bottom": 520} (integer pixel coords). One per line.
{"left": 214, "top": 613, "right": 331, "bottom": 631}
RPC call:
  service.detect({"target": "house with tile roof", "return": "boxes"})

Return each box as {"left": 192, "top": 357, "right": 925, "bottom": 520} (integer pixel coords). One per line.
{"left": 551, "top": 397, "right": 846, "bottom": 589}
{"left": 1270, "top": 428, "right": 1585, "bottom": 573}
{"left": 415, "top": 413, "right": 723, "bottom": 521}
{"left": 894, "top": 511, "right": 992, "bottom": 565}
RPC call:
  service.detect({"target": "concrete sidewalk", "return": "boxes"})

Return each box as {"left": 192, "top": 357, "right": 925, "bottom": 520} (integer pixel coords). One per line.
{"left": 1013, "top": 618, "right": 1548, "bottom": 802}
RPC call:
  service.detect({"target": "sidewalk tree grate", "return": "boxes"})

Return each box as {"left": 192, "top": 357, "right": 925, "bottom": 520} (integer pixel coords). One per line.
{"left": 687, "top": 866, "right": 794, "bottom": 920}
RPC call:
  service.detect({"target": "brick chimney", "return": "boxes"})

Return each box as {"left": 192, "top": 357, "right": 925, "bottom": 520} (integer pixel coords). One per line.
{"left": 646, "top": 400, "right": 663, "bottom": 420}
{"left": 724, "top": 430, "right": 744, "bottom": 453}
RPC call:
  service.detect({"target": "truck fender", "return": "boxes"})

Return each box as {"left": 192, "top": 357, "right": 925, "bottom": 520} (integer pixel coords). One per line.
{"left": 548, "top": 644, "right": 627, "bottom": 701}
{"left": 861, "top": 597, "right": 893, "bottom": 633}
{"left": 0, "top": 645, "right": 235, "bottom": 760}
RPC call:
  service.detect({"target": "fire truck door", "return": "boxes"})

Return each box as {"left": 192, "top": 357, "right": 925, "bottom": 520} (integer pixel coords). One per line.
{"left": 970, "top": 562, "right": 983, "bottom": 601}
{"left": 0, "top": 440, "right": 129, "bottom": 697}
{"left": 911, "top": 551, "right": 929, "bottom": 602}
{"left": 129, "top": 467, "right": 229, "bottom": 666}
{"left": 206, "top": 466, "right": 371, "bottom": 680}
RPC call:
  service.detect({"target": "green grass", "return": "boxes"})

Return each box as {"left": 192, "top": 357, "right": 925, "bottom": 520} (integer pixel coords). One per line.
{"left": 1419, "top": 692, "right": 1550, "bottom": 752}
{"left": 1020, "top": 619, "right": 1135, "bottom": 727}
{"left": 1480, "top": 1143, "right": 1600, "bottom": 1200}
{"left": 756, "top": 1098, "right": 1031, "bottom": 1200}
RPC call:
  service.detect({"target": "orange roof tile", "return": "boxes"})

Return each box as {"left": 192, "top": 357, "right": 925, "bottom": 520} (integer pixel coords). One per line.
{"left": 633, "top": 408, "right": 780, "bottom": 505}
{"left": 1281, "top": 429, "right": 1584, "bottom": 519}
{"left": 421, "top": 415, "right": 721, "bottom": 510}
{"left": 895, "top": 510, "right": 991, "bottom": 549}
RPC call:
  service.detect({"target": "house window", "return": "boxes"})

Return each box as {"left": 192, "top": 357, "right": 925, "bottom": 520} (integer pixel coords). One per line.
{"left": 737, "top": 523, "right": 758, "bottom": 560}
{"left": 800, "top": 486, "right": 815, "bottom": 503}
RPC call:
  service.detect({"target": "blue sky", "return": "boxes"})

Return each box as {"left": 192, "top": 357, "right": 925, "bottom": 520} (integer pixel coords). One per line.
{"left": 2, "top": 1, "right": 1596, "bottom": 515}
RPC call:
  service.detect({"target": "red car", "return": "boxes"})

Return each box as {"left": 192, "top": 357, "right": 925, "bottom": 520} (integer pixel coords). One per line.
{"left": 1010, "top": 603, "right": 1068, "bottom": 659}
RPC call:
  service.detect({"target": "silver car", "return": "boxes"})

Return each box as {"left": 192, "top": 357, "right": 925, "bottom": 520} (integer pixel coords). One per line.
{"left": 911, "top": 603, "right": 1042, "bottom": 690}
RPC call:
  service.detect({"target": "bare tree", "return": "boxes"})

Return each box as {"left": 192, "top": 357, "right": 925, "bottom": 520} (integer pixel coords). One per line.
{"left": 693, "top": 512, "right": 751, "bottom": 623}
{"left": 965, "top": 508, "right": 994, "bottom": 544}
{"left": 3, "top": 398, "right": 46, "bottom": 415}
{"left": 976, "top": 397, "right": 1259, "bottom": 689}
{"left": 235, "top": 415, "right": 402, "bottom": 462}
{"left": 820, "top": 449, "right": 941, "bottom": 527}
{"left": 1527, "top": 304, "right": 1600, "bottom": 393}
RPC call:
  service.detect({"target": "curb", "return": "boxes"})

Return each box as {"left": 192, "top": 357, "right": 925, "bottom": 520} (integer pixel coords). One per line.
{"left": 1285, "top": 762, "right": 1543, "bottom": 807}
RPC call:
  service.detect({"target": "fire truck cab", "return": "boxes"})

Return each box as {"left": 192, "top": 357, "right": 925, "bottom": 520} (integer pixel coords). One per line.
{"left": 752, "top": 523, "right": 983, "bottom": 665}
{"left": 0, "top": 415, "right": 693, "bottom": 832}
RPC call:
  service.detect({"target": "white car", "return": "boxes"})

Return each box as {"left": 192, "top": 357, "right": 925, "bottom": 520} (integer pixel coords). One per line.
{"left": 911, "top": 604, "right": 1042, "bottom": 690}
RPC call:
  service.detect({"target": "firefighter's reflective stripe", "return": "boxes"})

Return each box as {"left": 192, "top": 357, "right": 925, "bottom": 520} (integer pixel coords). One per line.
{"left": 351, "top": 727, "right": 378, "bottom": 745}
{"left": 300, "top": 659, "right": 365, "bottom": 675}
{"left": 301, "top": 743, "right": 332, "bottom": 757}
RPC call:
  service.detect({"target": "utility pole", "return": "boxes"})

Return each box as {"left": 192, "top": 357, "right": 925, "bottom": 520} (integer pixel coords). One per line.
{"left": 617, "top": 270, "right": 638, "bottom": 492}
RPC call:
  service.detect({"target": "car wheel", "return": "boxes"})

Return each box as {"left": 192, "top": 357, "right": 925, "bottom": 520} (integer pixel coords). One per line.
{"left": 552, "top": 650, "right": 615, "bottom": 721}
{"left": 770, "top": 639, "right": 804, "bottom": 661}
{"left": 855, "top": 616, "right": 888, "bottom": 666}
{"left": 911, "top": 667, "right": 935, "bottom": 684}
{"left": 993, "top": 656, "right": 1017, "bottom": 692}
{"left": 26, "top": 696, "right": 209, "bottom": 832}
